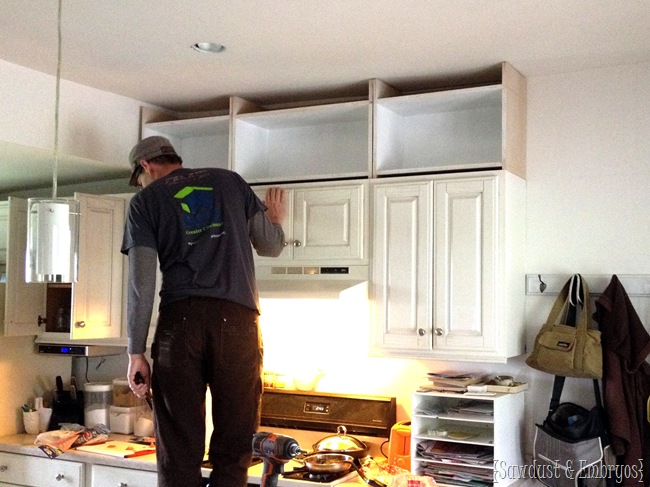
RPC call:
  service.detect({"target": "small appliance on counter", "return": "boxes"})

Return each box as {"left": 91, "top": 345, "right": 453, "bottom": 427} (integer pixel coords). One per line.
{"left": 50, "top": 376, "right": 84, "bottom": 429}
{"left": 387, "top": 421, "right": 411, "bottom": 469}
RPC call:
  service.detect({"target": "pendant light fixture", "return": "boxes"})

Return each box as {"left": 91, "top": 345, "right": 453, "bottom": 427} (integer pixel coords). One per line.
{"left": 25, "top": 0, "right": 79, "bottom": 283}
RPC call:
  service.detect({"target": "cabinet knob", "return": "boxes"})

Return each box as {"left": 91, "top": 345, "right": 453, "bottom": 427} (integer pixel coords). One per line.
{"left": 75, "top": 321, "right": 86, "bottom": 328}
{"left": 0, "top": 465, "right": 7, "bottom": 472}
{"left": 38, "top": 315, "right": 47, "bottom": 326}
{"left": 417, "top": 328, "right": 426, "bottom": 336}
{"left": 56, "top": 473, "right": 65, "bottom": 481}
{"left": 283, "top": 241, "right": 289, "bottom": 247}
{"left": 293, "top": 240, "right": 302, "bottom": 247}
{"left": 119, "top": 483, "right": 128, "bottom": 487}
{"left": 434, "top": 328, "right": 443, "bottom": 336}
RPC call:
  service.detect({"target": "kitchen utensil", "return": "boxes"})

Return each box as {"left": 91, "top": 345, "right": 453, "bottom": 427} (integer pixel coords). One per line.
{"left": 301, "top": 453, "right": 354, "bottom": 474}
{"left": 312, "top": 425, "right": 370, "bottom": 459}
{"left": 350, "top": 460, "right": 387, "bottom": 487}
{"left": 134, "top": 372, "right": 153, "bottom": 410}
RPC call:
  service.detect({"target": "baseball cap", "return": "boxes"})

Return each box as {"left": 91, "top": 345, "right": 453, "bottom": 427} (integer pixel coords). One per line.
{"left": 128, "top": 136, "right": 179, "bottom": 186}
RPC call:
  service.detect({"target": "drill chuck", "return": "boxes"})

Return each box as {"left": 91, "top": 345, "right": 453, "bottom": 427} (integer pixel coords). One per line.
{"left": 252, "top": 432, "right": 302, "bottom": 461}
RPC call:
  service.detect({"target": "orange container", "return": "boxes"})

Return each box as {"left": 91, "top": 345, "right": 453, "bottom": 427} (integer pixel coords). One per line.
{"left": 388, "top": 421, "right": 411, "bottom": 470}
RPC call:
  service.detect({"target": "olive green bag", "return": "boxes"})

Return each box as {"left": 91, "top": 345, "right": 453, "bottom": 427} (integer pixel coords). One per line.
{"left": 526, "top": 275, "right": 603, "bottom": 379}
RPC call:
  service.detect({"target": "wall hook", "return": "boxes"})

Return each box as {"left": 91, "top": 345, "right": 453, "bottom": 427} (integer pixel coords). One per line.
{"left": 538, "top": 275, "right": 547, "bottom": 293}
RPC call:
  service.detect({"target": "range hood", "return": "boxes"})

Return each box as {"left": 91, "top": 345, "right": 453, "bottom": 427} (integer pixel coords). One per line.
{"left": 256, "top": 265, "right": 368, "bottom": 298}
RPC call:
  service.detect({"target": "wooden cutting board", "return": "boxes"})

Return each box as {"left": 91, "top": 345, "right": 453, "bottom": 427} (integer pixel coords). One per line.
{"left": 76, "top": 440, "right": 155, "bottom": 458}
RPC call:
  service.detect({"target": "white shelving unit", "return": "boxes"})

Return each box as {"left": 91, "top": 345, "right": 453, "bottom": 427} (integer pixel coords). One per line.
{"left": 233, "top": 100, "right": 370, "bottom": 183}
{"left": 411, "top": 391, "right": 525, "bottom": 487}
{"left": 374, "top": 85, "right": 503, "bottom": 175}
{"left": 143, "top": 115, "right": 230, "bottom": 170}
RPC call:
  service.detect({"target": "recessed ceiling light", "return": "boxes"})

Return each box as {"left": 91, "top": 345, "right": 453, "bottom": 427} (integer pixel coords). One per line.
{"left": 192, "top": 42, "right": 225, "bottom": 54}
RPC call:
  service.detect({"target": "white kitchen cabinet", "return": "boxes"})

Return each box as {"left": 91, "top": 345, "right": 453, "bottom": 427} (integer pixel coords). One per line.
{"left": 233, "top": 99, "right": 371, "bottom": 184}
{"left": 253, "top": 181, "right": 368, "bottom": 266}
{"left": 89, "top": 464, "right": 156, "bottom": 487}
{"left": 0, "top": 451, "right": 84, "bottom": 486}
{"left": 370, "top": 171, "right": 526, "bottom": 362}
{"left": 372, "top": 62, "right": 526, "bottom": 179}
{"left": 16, "top": 193, "right": 127, "bottom": 342}
{"left": 411, "top": 391, "right": 524, "bottom": 487}
{"left": 141, "top": 107, "right": 230, "bottom": 170}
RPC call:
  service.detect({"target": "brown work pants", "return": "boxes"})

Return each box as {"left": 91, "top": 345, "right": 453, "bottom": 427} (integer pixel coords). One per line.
{"left": 151, "top": 297, "right": 263, "bottom": 487}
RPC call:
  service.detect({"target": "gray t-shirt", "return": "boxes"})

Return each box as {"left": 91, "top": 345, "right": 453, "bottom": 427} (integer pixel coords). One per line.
{"left": 121, "top": 167, "right": 266, "bottom": 312}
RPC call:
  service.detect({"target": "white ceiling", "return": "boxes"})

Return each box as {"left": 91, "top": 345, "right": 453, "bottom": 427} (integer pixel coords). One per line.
{"left": 2, "top": 0, "right": 650, "bottom": 112}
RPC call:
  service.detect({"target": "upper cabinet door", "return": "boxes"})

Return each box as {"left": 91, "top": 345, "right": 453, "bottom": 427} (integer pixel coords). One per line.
{"left": 70, "top": 194, "right": 125, "bottom": 340}
{"left": 253, "top": 182, "right": 367, "bottom": 265}
{"left": 433, "top": 176, "right": 497, "bottom": 356}
{"left": 2, "top": 197, "right": 45, "bottom": 337}
{"left": 371, "top": 180, "right": 433, "bottom": 351}
{"left": 293, "top": 185, "right": 365, "bottom": 262}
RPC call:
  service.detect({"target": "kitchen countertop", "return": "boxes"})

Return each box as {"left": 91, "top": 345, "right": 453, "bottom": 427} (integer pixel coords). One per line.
{"left": 0, "top": 433, "right": 159, "bottom": 473}
{"left": 0, "top": 434, "right": 367, "bottom": 486}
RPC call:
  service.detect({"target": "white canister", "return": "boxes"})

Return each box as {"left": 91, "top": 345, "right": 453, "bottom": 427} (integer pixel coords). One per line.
{"left": 84, "top": 382, "right": 112, "bottom": 429}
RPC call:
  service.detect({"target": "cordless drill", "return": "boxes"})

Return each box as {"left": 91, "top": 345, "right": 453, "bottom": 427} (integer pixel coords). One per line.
{"left": 252, "top": 432, "right": 303, "bottom": 487}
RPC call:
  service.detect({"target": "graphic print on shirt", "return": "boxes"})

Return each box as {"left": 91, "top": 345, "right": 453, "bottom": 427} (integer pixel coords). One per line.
{"left": 173, "top": 186, "right": 224, "bottom": 242}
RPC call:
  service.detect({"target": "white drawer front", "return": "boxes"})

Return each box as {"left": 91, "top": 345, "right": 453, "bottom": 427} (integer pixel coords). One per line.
{"left": 90, "top": 465, "right": 157, "bottom": 487}
{"left": 0, "top": 452, "right": 83, "bottom": 486}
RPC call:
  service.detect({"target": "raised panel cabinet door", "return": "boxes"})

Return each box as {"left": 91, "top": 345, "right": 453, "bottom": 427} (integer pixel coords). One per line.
{"left": 3, "top": 197, "right": 45, "bottom": 337}
{"left": 371, "top": 181, "right": 433, "bottom": 351}
{"left": 71, "top": 193, "right": 125, "bottom": 340}
{"left": 433, "top": 176, "right": 497, "bottom": 356}
{"left": 293, "top": 184, "right": 365, "bottom": 262}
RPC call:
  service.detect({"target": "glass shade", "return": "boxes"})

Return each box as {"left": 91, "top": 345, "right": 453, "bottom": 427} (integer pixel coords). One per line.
{"left": 25, "top": 198, "right": 79, "bottom": 283}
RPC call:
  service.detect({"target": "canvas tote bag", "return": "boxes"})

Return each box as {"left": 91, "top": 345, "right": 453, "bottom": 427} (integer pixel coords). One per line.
{"left": 526, "top": 274, "right": 602, "bottom": 379}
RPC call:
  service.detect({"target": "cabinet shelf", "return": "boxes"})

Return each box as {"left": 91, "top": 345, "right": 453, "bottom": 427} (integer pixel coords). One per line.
{"left": 143, "top": 115, "right": 230, "bottom": 170}
{"left": 375, "top": 85, "right": 503, "bottom": 176}
{"left": 234, "top": 100, "right": 370, "bottom": 183}
{"left": 414, "top": 456, "right": 495, "bottom": 471}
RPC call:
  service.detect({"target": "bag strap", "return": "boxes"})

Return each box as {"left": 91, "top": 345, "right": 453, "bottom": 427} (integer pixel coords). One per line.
{"left": 549, "top": 376, "right": 604, "bottom": 411}
{"left": 545, "top": 274, "right": 591, "bottom": 332}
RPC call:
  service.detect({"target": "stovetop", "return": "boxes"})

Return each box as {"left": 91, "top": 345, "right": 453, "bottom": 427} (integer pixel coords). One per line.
{"left": 202, "top": 390, "right": 396, "bottom": 487}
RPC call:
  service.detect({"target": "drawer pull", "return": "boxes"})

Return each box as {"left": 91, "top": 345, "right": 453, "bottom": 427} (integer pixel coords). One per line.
{"left": 0, "top": 465, "right": 7, "bottom": 472}
{"left": 56, "top": 473, "right": 65, "bottom": 481}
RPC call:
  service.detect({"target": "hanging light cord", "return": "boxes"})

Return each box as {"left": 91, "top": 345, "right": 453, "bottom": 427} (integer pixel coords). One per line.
{"left": 52, "top": 0, "right": 62, "bottom": 199}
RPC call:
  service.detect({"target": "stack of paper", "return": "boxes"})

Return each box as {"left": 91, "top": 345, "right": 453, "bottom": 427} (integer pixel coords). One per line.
{"left": 420, "top": 463, "right": 494, "bottom": 487}
{"left": 416, "top": 440, "right": 493, "bottom": 466}
{"left": 426, "top": 371, "right": 488, "bottom": 392}
{"left": 447, "top": 400, "right": 494, "bottom": 417}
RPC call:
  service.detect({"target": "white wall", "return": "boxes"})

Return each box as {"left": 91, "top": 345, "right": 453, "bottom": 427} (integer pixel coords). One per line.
{"left": 0, "top": 337, "right": 71, "bottom": 435}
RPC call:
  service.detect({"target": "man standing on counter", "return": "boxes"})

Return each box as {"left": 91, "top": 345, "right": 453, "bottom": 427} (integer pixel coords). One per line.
{"left": 121, "top": 136, "right": 286, "bottom": 487}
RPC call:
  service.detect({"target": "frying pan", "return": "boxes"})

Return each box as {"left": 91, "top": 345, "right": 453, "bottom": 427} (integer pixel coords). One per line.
{"left": 300, "top": 453, "right": 354, "bottom": 474}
